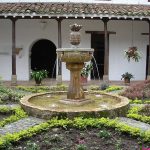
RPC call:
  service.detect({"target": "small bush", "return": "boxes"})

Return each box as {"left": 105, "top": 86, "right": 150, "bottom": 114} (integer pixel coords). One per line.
{"left": 97, "top": 129, "right": 111, "bottom": 139}
{"left": 104, "top": 86, "right": 123, "bottom": 92}
{"left": 140, "top": 105, "right": 150, "bottom": 116}
{"left": 100, "top": 82, "right": 109, "bottom": 90}
{"left": 0, "top": 86, "right": 24, "bottom": 102}
{"left": 0, "top": 76, "right": 2, "bottom": 86}
{"left": 121, "top": 80, "right": 150, "bottom": 100}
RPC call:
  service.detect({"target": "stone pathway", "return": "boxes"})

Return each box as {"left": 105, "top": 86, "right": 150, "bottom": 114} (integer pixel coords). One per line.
{"left": 119, "top": 117, "right": 150, "bottom": 131}
{"left": 0, "top": 117, "right": 45, "bottom": 135}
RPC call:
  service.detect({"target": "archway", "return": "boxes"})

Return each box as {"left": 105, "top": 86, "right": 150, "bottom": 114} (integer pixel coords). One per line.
{"left": 31, "top": 39, "right": 56, "bottom": 78}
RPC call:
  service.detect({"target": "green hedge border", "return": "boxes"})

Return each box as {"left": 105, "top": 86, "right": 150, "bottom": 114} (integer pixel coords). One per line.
{"left": 127, "top": 106, "right": 150, "bottom": 124}
{"left": 0, "top": 107, "right": 27, "bottom": 127}
{"left": 0, "top": 117, "right": 149, "bottom": 149}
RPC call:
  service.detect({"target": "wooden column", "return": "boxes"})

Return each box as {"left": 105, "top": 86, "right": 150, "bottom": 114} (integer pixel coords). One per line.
{"left": 11, "top": 18, "right": 17, "bottom": 85}
{"left": 148, "top": 21, "right": 150, "bottom": 79}
{"left": 103, "top": 18, "right": 109, "bottom": 81}
{"left": 57, "top": 18, "right": 62, "bottom": 84}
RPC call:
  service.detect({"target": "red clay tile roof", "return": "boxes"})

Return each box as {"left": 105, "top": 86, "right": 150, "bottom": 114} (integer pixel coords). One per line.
{"left": 0, "top": 3, "right": 149, "bottom": 18}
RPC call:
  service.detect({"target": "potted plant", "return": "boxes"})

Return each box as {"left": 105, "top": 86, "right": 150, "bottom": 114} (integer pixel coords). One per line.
{"left": 124, "top": 47, "right": 141, "bottom": 62}
{"left": 31, "top": 70, "right": 48, "bottom": 85}
{"left": 121, "top": 72, "right": 134, "bottom": 84}
{"left": 81, "top": 63, "right": 93, "bottom": 83}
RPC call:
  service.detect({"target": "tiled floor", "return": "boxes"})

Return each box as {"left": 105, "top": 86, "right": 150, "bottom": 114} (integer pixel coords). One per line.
{"left": 2, "top": 78, "right": 144, "bottom": 87}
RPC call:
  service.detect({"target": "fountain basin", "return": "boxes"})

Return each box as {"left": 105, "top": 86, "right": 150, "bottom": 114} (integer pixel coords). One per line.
{"left": 20, "top": 91, "right": 129, "bottom": 119}
{"left": 57, "top": 48, "right": 94, "bottom": 63}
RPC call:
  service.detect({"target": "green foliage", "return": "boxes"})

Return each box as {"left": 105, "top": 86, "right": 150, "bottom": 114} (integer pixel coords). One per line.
{"left": 127, "top": 106, "right": 150, "bottom": 124}
{"left": 129, "top": 99, "right": 143, "bottom": 104}
{"left": 140, "top": 105, "right": 150, "bottom": 116}
{"left": 104, "top": 86, "right": 123, "bottom": 92}
{"left": 115, "top": 138, "right": 122, "bottom": 150}
{"left": 121, "top": 72, "right": 134, "bottom": 80}
{"left": 26, "top": 141, "right": 40, "bottom": 150}
{"left": 0, "top": 76, "right": 2, "bottom": 86}
{"left": 81, "top": 63, "right": 93, "bottom": 78}
{"left": 0, "top": 107, "right": 27, "bottom": 127}
{"left": 0, "top": 117, "right": 150, "bottom": 149}
{"left": 76, "top": 144, "right": 87, "bottom": 150}
{"left": 97, "top": 129, "right": 111, "bottom": 139}
{"left": 49, "top": 84, "right": 68, "bottom": 91}
{"left": 0, "top": 106, "right": 12, "bottom": 114}
{"left": 129, "top": 99, "right": 150, "bottom": 104}
{"left": 0, "top": 86, "right": 24, "bottom": 102}
{"left": 124, "top": 47, "right": 141, "bottom": 62}
{"left": 16, "top": 86, "right": 50, "bottom": 93}
{"left": 16, "top": 84, "right": 68, "bottom": 93}
{"left": 31, "top": 70, "right": 48, "bottom": 83}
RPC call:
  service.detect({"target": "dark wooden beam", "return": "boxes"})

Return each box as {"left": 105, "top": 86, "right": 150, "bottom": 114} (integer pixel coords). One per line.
{"left": 11, "top": 18, "right": 17, "bottom": 85}
{"left": 148, "top": 21, "right": 150, "bottom": 77}
{"left": 11, "top": 19, "right": 16, "bottom": 75}
{"left": 102, "top": 18, "right": 109, "bottom": 78}
{"left": 57, "top": 18, "right": 62, "bottom": 76}
{"left": 141, "top": 33, "right": 149, "bottom": 35}
{"left": 85, "top": 31, "right": 116, "bottom": 34}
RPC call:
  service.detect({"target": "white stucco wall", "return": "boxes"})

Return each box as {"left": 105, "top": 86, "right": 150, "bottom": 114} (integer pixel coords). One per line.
{"left": 0, "top": 19, "right": 149, "bottom": 81}
{"left": 109, "top": 20, "right": 148, "bottom": 80}
{"left": 0, "top": 19, "right": 58, "bottom": 80}
{"left": 61, "top": 19, "right": 148, "bottom": 81}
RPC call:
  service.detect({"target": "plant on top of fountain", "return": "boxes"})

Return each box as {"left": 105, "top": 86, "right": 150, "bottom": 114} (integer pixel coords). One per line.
{"left": 124, "top": 46, "right": 141, "bottom": 62}
{"left": 70, "top": 23, "right": 82, "bottom": 32}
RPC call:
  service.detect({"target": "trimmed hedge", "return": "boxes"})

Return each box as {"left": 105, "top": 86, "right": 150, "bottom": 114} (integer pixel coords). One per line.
{"left": 0, "top": 117, "right": 149, "bottom": 149}
{"left": 0, "top": 107, "right": 28, "bottom": 127}
{"left": 127, "top": 106, "right": 150, "bottom": 124}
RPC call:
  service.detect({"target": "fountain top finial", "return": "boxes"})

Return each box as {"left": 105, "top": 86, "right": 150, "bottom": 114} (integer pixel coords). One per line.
{"left": 70, "top": 23, "right": 82, "bottom": 32}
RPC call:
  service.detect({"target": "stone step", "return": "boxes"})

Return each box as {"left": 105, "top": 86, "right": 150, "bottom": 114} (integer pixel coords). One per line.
{"left": 0, "top": 117, "right": 45, "bottom": 135}
{"left": 119, "top": 117, "right": 150, "bottom": 131}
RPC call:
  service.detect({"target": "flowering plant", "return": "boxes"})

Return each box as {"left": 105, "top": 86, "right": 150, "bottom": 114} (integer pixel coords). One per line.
{"left": 81, "top": 63, "right": 93, "bottom": 78}
{"left": 70, "top": 23, "right": 82, "bottom": 32}
{"left": 31, "top": 70, "right": 48, "bottom": 85}
{"left": 121, "top": 72, "right": 134, "bottom": 80}
{"left": 124, "top": 47, "right": 141, "bottom": 62}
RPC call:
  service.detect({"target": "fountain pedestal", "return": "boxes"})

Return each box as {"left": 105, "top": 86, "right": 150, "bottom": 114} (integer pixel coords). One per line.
{"left": 66, "top": 63, "right": 84, "bottom": 100}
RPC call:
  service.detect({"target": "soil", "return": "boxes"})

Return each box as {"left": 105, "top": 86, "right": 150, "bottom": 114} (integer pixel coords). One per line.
{"left": 0, "top": 114, "right": 10, "bottom": 121}
{"left": 12, "top": 127, "right": 150, "bottom": 150}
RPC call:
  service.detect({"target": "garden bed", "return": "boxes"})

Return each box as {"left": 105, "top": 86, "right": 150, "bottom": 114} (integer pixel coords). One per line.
{"left": 10, "top": 127, "right": 150, "bottom": 150}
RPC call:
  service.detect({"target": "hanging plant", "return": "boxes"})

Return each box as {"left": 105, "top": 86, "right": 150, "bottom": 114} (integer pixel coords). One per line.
{"left": 124, "top": 46, "right": 141, "bottom": 62}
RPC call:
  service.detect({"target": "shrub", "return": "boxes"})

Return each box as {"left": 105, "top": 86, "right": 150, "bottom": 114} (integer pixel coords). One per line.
{"left": 140, "top": 105, "right": 150, "bottom": 116}
{"left": 100, "top": 82, "right": 109, "bottom": 90}
{"left": 104, "top": 86, "right": 123, "bottom": 92}
{"left": 0, "top": 76, "right": 2, "bottom": 86}
{"left": 121, "top": 80, "right": 150, "bottom": 100}
{"left": 0, "top": 86, "right": 24, "bottom": 102}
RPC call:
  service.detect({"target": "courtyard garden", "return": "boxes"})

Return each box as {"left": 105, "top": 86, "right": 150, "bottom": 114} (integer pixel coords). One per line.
{"left": 0, "top": 80, "right": 149, "bottom": 150}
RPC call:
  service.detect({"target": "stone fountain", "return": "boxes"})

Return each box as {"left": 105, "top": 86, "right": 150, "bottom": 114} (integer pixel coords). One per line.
{"left": 57, "top": 23, "right": 94, "bottom": 105}
{"left": 20, "top": 24, "right": 129, "bottom": 119}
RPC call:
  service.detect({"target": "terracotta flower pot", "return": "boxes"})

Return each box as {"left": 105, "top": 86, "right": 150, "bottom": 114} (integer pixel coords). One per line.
{"left": 35, "top": 79, "right": 42, "bottom": 86}
{"left": 124, "top": 78, "right": 130, "bottom": 85}
{"left": 81, "top": 76, "right": 88, "bottom": 83}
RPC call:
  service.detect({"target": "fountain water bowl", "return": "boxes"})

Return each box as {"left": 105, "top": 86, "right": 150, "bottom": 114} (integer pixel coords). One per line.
{"left": 20, "top": 23, "right": 129, "bottom": 119}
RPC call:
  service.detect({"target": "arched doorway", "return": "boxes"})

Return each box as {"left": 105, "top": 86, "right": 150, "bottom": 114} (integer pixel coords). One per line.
{"left": 31, "top": 39, "right": 56, "bottom": 78}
